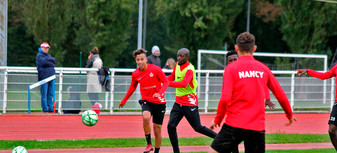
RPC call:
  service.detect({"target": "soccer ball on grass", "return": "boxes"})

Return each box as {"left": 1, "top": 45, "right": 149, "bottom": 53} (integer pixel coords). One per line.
{"left": 81, "top": 109, "right": 98, "bottom": 126}
{"left": 12, "top": 146, "right": 27, "bottom": 153}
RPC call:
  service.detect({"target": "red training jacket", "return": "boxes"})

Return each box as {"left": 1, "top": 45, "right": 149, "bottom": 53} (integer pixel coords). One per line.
{"left": 120, "top": 64, "right": 169, "bottom": 104}
{"left": 215, "top": 56, "right": 293, "bottom": 131}
{"left": 308, "top": 65, "right": 337, "bottom": 102}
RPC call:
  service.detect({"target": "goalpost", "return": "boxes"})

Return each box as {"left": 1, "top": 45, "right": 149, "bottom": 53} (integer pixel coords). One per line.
{"left": 197, "top": 50, "right": 328, "bottom": 71}
{"left": 197, "top": 49, "right": 329, "bottom": 110}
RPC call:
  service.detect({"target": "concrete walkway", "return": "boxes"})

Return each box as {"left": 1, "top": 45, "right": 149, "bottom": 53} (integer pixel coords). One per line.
{"left": 2, "top": 143, "right": 333, "bottom": 153}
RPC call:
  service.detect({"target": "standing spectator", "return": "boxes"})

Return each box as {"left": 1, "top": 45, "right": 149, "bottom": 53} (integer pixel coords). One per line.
{"left": 167, "top": 48, "right": 217, "bottom": 153}
{"left": 147, "top": 45, "right": 161, "bottom": 67}
{"left": 209, "top": 32, "right": 295, "bottom": 153}
{"left": 86, "top": 47, "right": 103, "bottom": 107}
{"left": 36, "top": 42, "right": 56, "bottom": 113}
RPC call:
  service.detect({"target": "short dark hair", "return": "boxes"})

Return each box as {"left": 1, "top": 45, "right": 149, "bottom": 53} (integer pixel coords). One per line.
{"left": 133, "top": 48, "right": 147, "bottom": 57}
{"left": 90, "top": 47, "right": 99, "bottom": 54}
{"left": 226, "top": 50, "right": 238, "bottom": 59}
{"left": 236, "top": 32, "right": 255, "bottom": 52}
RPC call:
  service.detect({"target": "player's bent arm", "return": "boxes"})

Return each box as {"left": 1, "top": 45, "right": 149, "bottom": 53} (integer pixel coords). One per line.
{"left": 285, "top": 117, "right": 297, "bottom": 126}
{"left": 156, "top": 68, "right": 170, "bottom": 95}
{"left": 265, "top": 99, "right": 276, "bottom": 109}
{"left": 214, "top": 67, "right": 234, "bottom": 125}
{"left": 119, "top": 80, "right": 138, "bottom": 108}
{"left": 169, "top": 70, "right": 193, "bottom": 88}
{"left": 268, "top": 73, "right": 293, "bottom": 120}
{"left": 295, "top": 69, "right": 308, "bottom": 77}
{"left": 307, "top": 68, "right": 336, "bottom": 80}
{"left": 265, "top": 87, "right": 275, "bottom": 109}
{"left": 209, "top": 120, "right": 219, "bottom": 130}
{"left": 213, "top": 96, "right": 229, "bottom": 125}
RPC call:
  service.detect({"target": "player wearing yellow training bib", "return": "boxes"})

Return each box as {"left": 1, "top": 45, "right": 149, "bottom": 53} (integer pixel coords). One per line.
{"left": 167, "top": 48, "right": 217, "bottom": 153}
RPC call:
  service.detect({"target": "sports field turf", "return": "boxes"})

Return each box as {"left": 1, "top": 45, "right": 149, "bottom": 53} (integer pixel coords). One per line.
{"left": 0, "top": 134, "right": 331, "bottom": 149}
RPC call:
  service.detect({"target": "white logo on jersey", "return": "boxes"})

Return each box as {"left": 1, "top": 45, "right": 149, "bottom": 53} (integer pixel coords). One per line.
{"left": 238, "top": 71, "right": 264, "bottom": 79}
{"left": 191, "top": 108, "right": 197, "bottom": 111}
{"left": 158, "top": 97, "right": 166, "bottom": 103}
{"left": 331, "top": 117, "right": 336, "bottom": 121}
{"left": 149, "top": 72, "right": 153, "bottom": 77}
{"left": 188, "top": 95, "right": 196, "bottom": 105}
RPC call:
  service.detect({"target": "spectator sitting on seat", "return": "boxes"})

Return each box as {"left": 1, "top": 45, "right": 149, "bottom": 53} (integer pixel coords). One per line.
{"left": 63, "top": 86, "right": 81, "bottom": 114}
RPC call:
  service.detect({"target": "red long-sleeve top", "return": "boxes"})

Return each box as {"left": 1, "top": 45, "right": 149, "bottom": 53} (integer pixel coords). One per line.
{"left": 215, "top": 56, "right": 293, "bottom": 131}
{"left": 120, "top": 64, "right": 169, "bottom": 104}
{"left": 167, "top": 62, "right": 199, "bottom": 106}
{"left": 308, "top": 65, "right": 337, "bottom": 102}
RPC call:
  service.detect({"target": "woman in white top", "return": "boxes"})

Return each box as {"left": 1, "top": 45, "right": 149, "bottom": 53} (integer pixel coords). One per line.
{"left": 86, "top": 47, "right": 103, "bottom": 105}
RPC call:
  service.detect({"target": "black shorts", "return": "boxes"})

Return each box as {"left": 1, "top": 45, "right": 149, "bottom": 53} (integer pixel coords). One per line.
{"left": 139, "top": 100, "right": 166, "bottom": 125}
{"left": 211, "top": 124, "right": 265, "bottom": 153}
{"left": 328, "top": 103, "right": 337, "bottom": 125}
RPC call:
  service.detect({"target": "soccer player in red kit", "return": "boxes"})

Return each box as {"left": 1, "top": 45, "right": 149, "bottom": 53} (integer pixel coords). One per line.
{"left": 297, "top": 67, "right": 337, "bottom": 151}
{"left": 167, "top": 48, "right": 217, "bottom": 153}
{"left": 209, "top": 32, "right": 296, "bottom": 153}
{"left": 119, "top": 48, "right": 169, "bottom": 153}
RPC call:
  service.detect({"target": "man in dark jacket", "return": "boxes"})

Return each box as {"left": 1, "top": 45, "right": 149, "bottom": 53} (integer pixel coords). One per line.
{"left": 147, "top": 45, "right": 161, "bottom": 68}
{"left": 36, "top": 42, "right": 57, "bottom": 112}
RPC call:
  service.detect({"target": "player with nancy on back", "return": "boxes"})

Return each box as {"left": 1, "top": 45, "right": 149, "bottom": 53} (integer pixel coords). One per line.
{"left": 209, "top": 32, "right": 296, "bottom": 153}
{"left": 119, "top": 48, "right": 169, "bottom": 153}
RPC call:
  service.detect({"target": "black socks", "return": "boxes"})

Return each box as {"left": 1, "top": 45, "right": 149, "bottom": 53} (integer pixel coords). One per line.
{"left": 145, "top": 134, "right": 151, "bottom": 145}
{"left": 154, "top": 147, "right": 160, "bottom": 153}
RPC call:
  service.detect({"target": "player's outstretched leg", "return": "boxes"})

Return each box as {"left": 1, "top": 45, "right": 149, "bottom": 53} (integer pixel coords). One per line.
{"left": 143, "top": 111, "right": 154, "bottom": 153}
{"left": 153, "top": 123, "right": 162, "bottom": 153}
{"left": 208, "top": 147, "right": 219, "bottom": 153}
{"left": 328, "top": 124, "right": 337, "bottom": 151}
{"left": 167, "top": 104, "right": 184, "bottom": 153}
{"left": 184, "top": 106, "right": 217, "bottom": 138}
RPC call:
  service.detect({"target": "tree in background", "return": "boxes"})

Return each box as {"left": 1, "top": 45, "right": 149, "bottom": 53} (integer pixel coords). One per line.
{"left": 83, "top": 0, "right": 137, "bottom": 67}
{"left": 10, "top": 0, "right": 136, "bottom": 68}
{"left": 277, "top": 0, "right": 337, "bottom": 54}
{"left": 6, "top": 0, "right": 337, "bottom": 69}
{"left": 7, "top": 0, "right": 36, "bottom": 66}
{"left": 21, "top": 0, "right": 75, "bottom": 66}
{"left": 276, "top": 0, "right": 337, "bottom": 69}
{"left": 156, "top": 0, "right": 244, "bottom": 65}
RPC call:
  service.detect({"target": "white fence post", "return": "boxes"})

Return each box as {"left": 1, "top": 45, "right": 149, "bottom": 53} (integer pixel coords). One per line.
{"left": 204, "top": 72, "right": 210, "bottom": 113}
{"left": 58, "top": 70, "right": 63, "bottom": 114}
{"left": 105, "top": 92, "right": 108, "bottom": 109}
{"left": 3, "top": 69, "right": 7, "bottom": 113}
{"left": 290, "top": 73, "right": 295, "bottom": 111}
{"left": 110, "top": 70, "right": 115, "bottom": 114}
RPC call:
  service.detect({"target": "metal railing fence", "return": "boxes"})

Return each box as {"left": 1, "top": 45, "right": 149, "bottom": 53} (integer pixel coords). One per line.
{"left": 0, "top": 66, "right": 334, "bottom": 114}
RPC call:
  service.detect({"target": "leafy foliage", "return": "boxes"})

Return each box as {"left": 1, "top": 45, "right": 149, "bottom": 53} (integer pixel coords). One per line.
{"left": 277, "top": 0, "right": 337, "bottom": 54}
{"left": 5, "top": 0, "right": 337, "bottom": 68}
{"left": 156, "top": 0, "right": 244, "bottom": 65}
